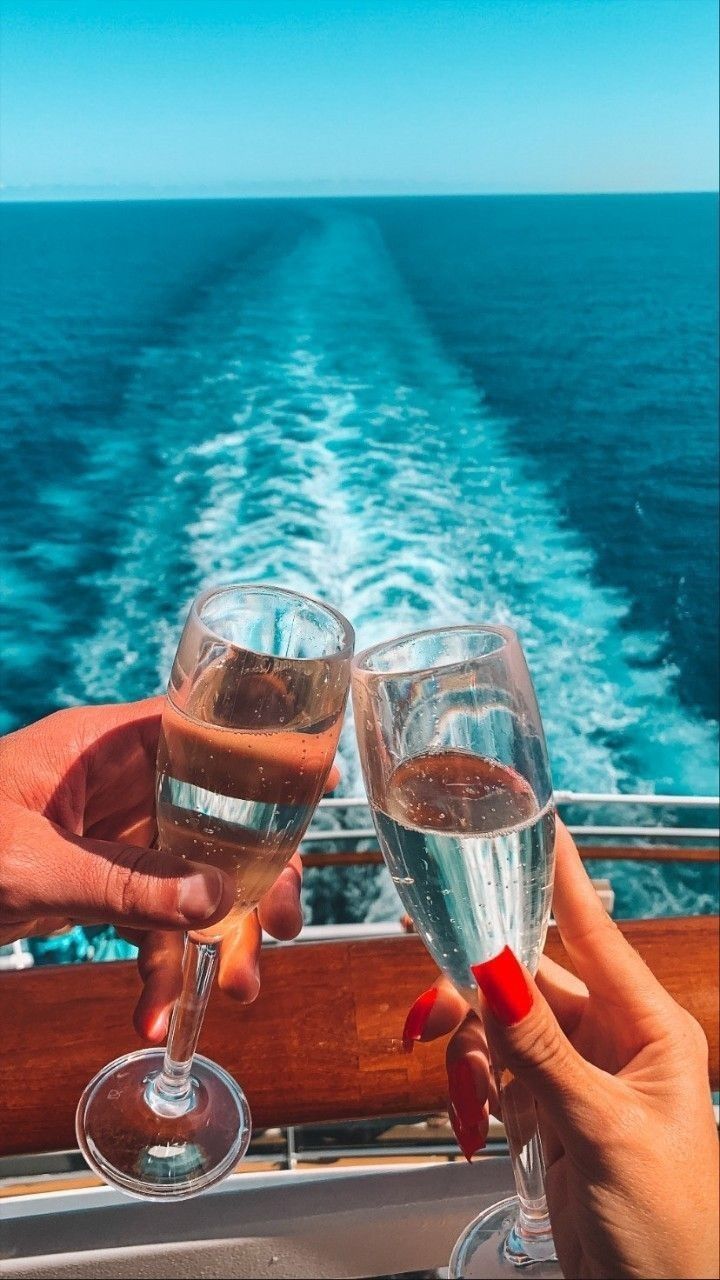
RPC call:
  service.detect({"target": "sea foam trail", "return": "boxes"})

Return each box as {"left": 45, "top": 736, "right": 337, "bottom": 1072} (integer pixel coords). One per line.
{"left": 58, "top": 209, "right": 718, "bottom": 916}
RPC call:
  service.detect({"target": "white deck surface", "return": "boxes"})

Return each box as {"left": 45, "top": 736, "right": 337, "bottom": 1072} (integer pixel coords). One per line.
{"left": 1, "top": 1158, "right": 515, "bottom": 1279}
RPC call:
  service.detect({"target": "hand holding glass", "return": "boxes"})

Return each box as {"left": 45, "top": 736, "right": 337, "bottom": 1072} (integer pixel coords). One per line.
{"left": 77, "top": 584, "right": 353, "bottom": 1199}
{"left": 352, "top": 626, "right": 560, "bottom": 1278}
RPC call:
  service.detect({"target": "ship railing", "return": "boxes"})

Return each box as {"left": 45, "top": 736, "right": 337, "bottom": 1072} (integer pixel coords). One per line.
{"left": 286, "top": 791, "right": 718, "bottom": 935}
{"left": 2, "top": 917, "right": 717, "bottom": 1179}
{"left": 1, "top": 796, "right": 717, "bottom": 1187}
{"left": 302, "top": 790, "right": 719, "bottom": 854}
{"left": 1, "top": 792, "right": 716, "bottom": 969}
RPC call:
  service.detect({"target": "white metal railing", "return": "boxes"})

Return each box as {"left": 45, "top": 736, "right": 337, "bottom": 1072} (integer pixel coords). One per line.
{"left": 553, "top": 792, "right": 719, "bottom": 807}
{"left": 304, "top": 792, "right": 720, "bottom": 845}
{"left": 0, "top": 940, "right": 35, "bottom": 972}
{"left": 2, "top": 793, "right": 714, "bottom": 977}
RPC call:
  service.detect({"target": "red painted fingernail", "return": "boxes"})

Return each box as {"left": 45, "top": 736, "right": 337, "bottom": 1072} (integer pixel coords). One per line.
{"left": 471, "top": 946, "right": 533, "bottom": 1026}
{"left": 449, "top": 1104, "right": 485, "bottom": 1163}
{"left": 402, "top": 986, "right": 439, "bottom": 1051}
{"left": 448, "top": 1058, "right": 485, "bottom": 1129}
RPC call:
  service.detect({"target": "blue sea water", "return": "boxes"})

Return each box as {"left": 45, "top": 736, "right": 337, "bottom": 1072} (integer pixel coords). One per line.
{"left": 1, "top": 194, "right": 718, "bottom": 927}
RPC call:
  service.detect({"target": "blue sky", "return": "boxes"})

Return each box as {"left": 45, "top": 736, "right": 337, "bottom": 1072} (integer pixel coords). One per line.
{"left": 1, "top": 0, "right": 718, "bottom": 198}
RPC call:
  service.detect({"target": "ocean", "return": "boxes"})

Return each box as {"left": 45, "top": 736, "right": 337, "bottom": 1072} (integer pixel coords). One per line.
{"left": 1, "top": 193, "right": 718, "bottom": 931}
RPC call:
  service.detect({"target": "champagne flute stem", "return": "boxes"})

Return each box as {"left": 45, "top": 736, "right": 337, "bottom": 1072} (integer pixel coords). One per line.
{"left": 146, "top": 937, "right": 219, "bottom": 1118}
{"left": 495, "top": 1058, "right": 554, "bottom": 1253}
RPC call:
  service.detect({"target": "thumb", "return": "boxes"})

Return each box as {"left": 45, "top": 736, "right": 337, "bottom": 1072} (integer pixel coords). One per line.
{"left": 4, "top": 808, "right": 236, "bottom": 931}
{"left": 473, "top": 946, "right": 595, "bottom": 1140}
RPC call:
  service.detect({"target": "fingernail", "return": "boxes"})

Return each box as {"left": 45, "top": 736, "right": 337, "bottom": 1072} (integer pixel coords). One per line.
{"left": 448, "top": 1058, "right": 485, "bottom": 1129}
{"left": 178, "top": 870, "right": 225, "bottom": 922}
{"left": 402, "top": 986, "right": 438, "bottom": 1051}
{"left": 471, "top": 946, "right": 533, "bottom": 1026}
{"left": 449, "top": 1104, "right": 485, "bottom": 1163}
{"left": 150, "top": 1010, "right": 169, "bottom": 1041}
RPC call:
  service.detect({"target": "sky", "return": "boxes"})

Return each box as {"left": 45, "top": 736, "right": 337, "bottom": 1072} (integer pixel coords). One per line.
{"left": 0, "top": 0, "right": 718, "bottom": 199}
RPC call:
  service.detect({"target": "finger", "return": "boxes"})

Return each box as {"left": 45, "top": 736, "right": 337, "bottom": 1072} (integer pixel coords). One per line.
{"left": 82, "top": 698, "right": 164, "bottom": 841}
{"left": 535, "top": 954, "right": 589, "bottom": 1036}
{"left": 552, "top": 820, "right": 678, "bottom": 1022}
{"left": 498, "top": 1072, "right": 539, "bottom": 1157}
{"left": 449, "top": 1096, "right": 490, "bottom": 1163}
{"left": 3, "top": 808, "right": 236, "bottom": 931}
{"left": 81, "top": 696, "right": 165, "bottom": 732}
{"left": 0, "top": 916, "right": 72, "bottom": 946}
{"left": 218, "top": 911, "right": 262, "bottom": 1002}
{"left": 132, "top": 930, "right": 184, "bottom": 1043}
{"left": 402, "top": 976, "right": 469, "bottom": 1049}
{"left": 472, "top": 945, "right": 598, "bottom": 1144}
{"left": 447, "top": 1012, "right": 499, "bottom": 1113}
{"left": 446, "top": 1011, "right": 496, "bottom": 1159}
{"left": 537, "top": 1102, "right": 564, "bottom": 1172}
{"left": 257, "top": 853, "right": 303, "bottom": 940}
{"left": 80, "top": 697, "right": 164, "bottom": 786}
{"left": 324, "top": 764, "right": 341, "bottom": 793}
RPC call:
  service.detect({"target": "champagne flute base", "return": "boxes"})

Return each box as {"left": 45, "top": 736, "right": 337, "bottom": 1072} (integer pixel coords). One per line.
{"left": 75, "top": 1048, "right": 251, "bottom": 1200}
{"left": 449, "top": 1196, "right": 563, "bottom": 1278}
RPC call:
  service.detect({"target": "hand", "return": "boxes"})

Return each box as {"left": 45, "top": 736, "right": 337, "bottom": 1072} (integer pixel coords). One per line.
{"left": 404, "top": 822, "right": 719, "bottom": 1280}
{"left": 122, "top": 852, "right": 313, "bottom": 1043}
{"left": 0, "top": 699, "right": 337, "bottom": 1039}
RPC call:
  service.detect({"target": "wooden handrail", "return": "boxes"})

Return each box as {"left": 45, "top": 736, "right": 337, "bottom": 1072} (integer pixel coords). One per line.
{"left": 1, "top": 916, "right": 717, "bottom": 1159}
{"left": 576, "top": 844, "right": 719, "bottom": 863}
{"left": 301, "top": 844, "right": 719, "bottom": 868}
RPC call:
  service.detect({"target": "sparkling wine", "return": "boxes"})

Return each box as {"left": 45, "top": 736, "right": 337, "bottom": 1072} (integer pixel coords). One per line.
{"left": 373, "top": 750, "right": 555, "bottom": 986}
{"left": 157, "top": 684, "right": 341, "bottom": 938}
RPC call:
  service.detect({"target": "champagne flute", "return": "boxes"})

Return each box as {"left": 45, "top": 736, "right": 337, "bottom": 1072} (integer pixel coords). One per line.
{"left": 352, "top": 625, "right": 561, "bottom": 1278}
{"left": 76, "top": 584, "right": 354, "bottom": 1199}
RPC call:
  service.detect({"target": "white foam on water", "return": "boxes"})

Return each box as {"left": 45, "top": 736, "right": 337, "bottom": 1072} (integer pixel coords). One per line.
{"left": 56, "top": 208, "right": 718, "bottom": 916}
{"left": 188, "top": 214, "right": 717, "bottom": 788}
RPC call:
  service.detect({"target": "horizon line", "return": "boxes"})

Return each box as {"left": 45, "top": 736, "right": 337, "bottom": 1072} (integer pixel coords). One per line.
{"left": 1, "top": 186, "right": 718, "bottom": 206}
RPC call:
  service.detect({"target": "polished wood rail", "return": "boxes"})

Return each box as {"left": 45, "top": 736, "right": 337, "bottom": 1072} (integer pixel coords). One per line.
{"left": 301, "top": 843, "right": 719, "bottom": 868}
{"left": 1, "top": 916, "right": 717, "bottom": 1158}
